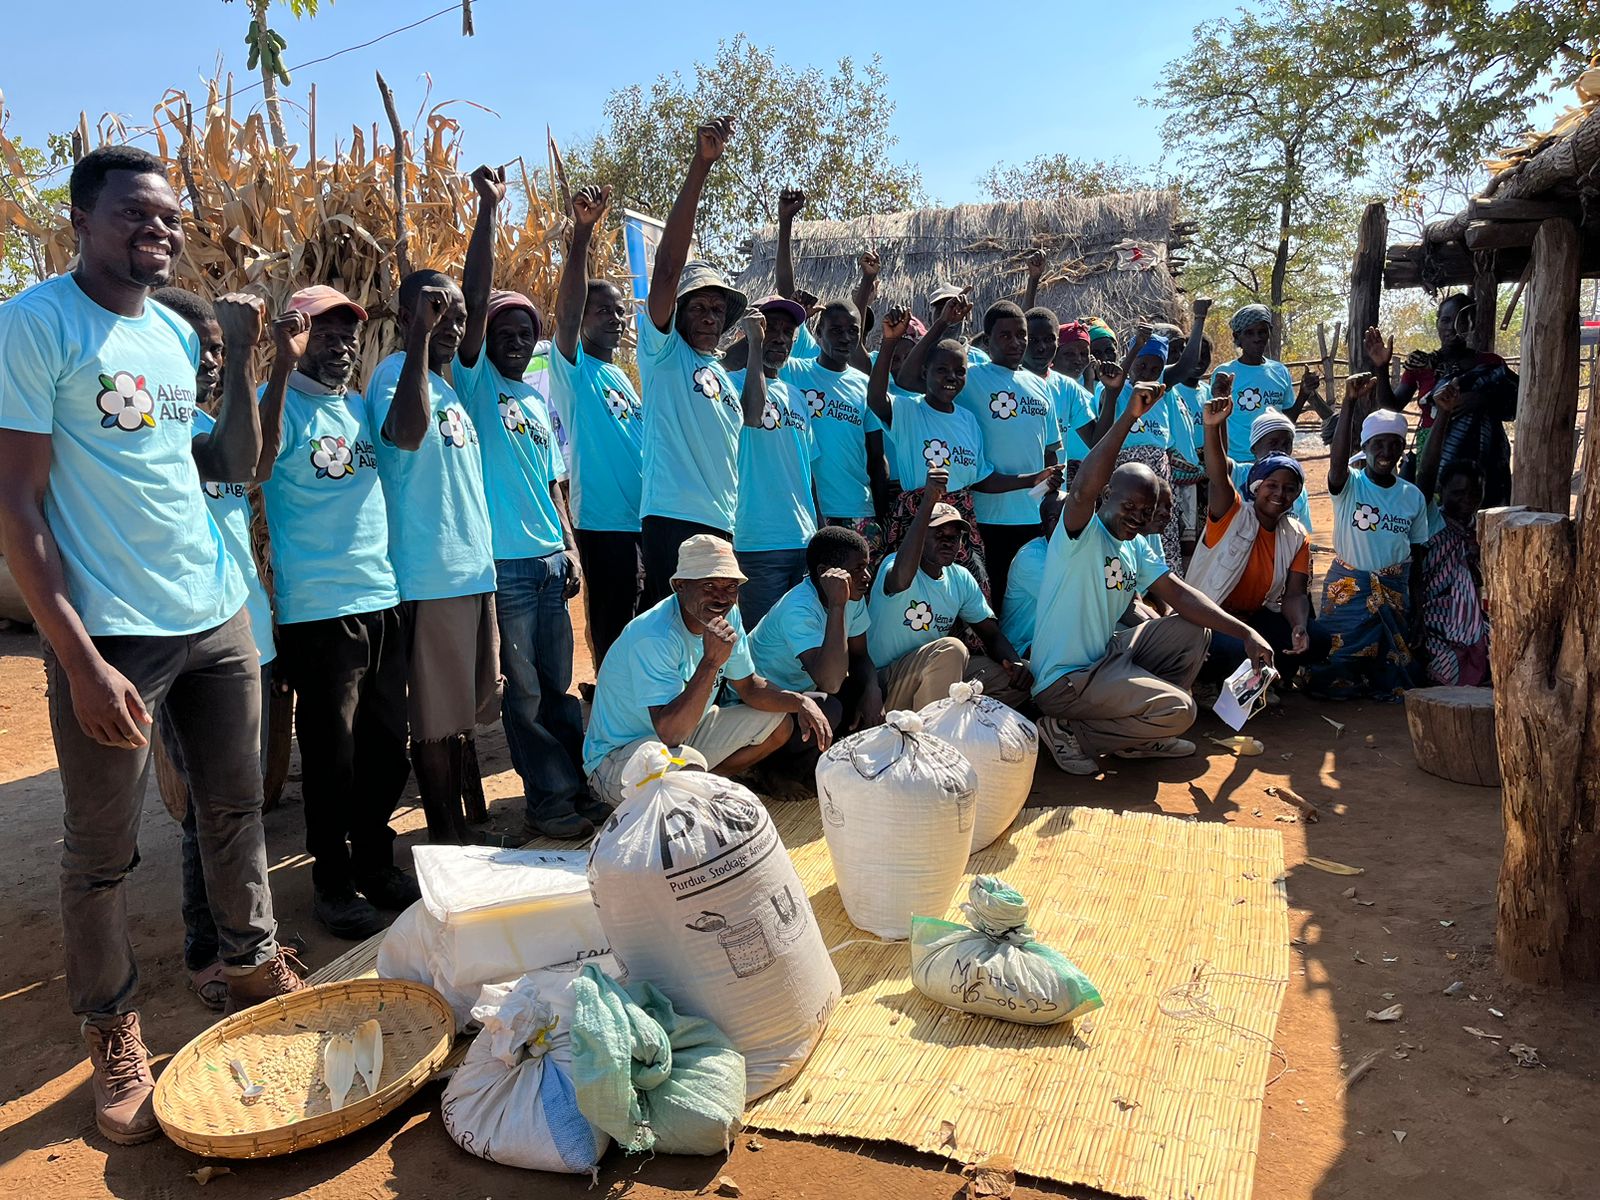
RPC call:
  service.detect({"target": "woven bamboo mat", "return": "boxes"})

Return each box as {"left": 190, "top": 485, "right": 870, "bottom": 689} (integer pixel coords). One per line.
{"left": 745, "top": 802, "right": 1290, "bottom": 1200}
{"left": 310, "top": 803, "right": 1289, "bottom": 1199}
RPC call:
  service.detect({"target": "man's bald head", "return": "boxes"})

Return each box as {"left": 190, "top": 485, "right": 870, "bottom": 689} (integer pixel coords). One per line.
{"left": 1100, "top": 462, "right": 1159, "bottom": 540}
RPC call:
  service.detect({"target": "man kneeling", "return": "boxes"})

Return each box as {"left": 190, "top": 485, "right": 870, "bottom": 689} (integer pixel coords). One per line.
{"left": 1031, "top": 382, "right": 1275, "bottom": 775}
{"left": 582, "top": 534, "right": 832, "bottom": 805}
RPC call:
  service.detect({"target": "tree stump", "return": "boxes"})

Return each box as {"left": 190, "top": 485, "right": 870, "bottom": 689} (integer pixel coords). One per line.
{"left": 1405, "top": 686, "right": 1500, "bottom": 786}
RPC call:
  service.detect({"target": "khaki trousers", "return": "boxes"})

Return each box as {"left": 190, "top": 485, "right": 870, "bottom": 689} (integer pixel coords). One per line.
{"left": 1033, "top": 616, "right": 1209, "bottom": 755}
{"left": 879, "top": 636, "right": 1031, "bottom": 712}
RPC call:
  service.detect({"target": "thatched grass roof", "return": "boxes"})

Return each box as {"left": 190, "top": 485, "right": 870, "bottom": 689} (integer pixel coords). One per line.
{"left": 735, "top": 190, "right": 1183, "bottom": 341}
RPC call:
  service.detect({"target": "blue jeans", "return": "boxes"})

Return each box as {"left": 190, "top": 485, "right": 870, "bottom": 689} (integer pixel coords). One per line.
{"left": 496, "top": 552, "right": 586, "bottom": 817}
{"left": 736, "top": 547, "right": 808, "bottom": 630}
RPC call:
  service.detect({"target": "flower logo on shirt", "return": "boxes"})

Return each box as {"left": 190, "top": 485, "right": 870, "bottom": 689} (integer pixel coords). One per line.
{"left": 989, "top": 390, "right": 1019, "bottom": 419}
{"left": 602, "top": 386, "right": 634, "bottom": 420}
{"left": 95, "top": 371, "right": 156, "bottom": 431}
{"left": 904, "top": 600, "right": 935, "bottom": 631}
{"left": 310, "top": 434, "right": 354, "bottom": 479}
{"left": 923, "top": 439, "right": 952, "bottom": 468}
{"left": 1103, "top": 557, "right": 1131, "bottom": 591}
{"left": 760, "top": 399, "right": 781, "bottom": 430}
{"left": 203, "top": 480, "right": 224, "bottom": 499}
{"left": 803, "top": 388, "right": 827, "bottom": 417}
{"left": 1353, "top": 502, "right": 1381, "bottom": 532}
{"left": 437, "top": 407, "right": 468, "bottom": 448}
{"left": 1235, "top": 385, "right": 1265, "bottom": 413}
{"left": 498, "top": 393, "right": 529, "bottom": 435}
{"left": 692, "top": 366, "right": 723, "bottom": 401}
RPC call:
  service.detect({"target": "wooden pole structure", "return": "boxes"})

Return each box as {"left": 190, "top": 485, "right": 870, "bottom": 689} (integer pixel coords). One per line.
{"left": 1347, "top": 202, "right": 1386, "bottom": 372}
{"left": 1481, "top": 215, "right": 1600, "bottom": 986}
{"left": 1471, "top": 249, "right": 1498, "bottom": 354}
{"left": 1511, "top": 219, "right": 1582, "bottom": 514}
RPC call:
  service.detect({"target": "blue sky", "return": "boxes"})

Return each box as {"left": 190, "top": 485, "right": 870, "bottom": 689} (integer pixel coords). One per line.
{"left": 5, "top": 0, "right": 1211, "bottom": 203}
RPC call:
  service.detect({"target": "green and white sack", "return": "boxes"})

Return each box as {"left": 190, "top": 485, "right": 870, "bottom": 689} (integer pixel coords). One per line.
{"left": 910, "top": 876, "right": 1103, "bottom": 1026}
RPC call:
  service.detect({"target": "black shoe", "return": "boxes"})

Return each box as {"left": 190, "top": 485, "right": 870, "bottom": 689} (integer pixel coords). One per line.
{"left": 574, "top": 795, "right": 614, "bottom": 826}
{"left": 313, "top": 888, "right": 388, "bottom": 940}
{"left": 522, "top": 807, "right": 596, "bottom": 841}
{"left": 354, "top": 866, "right": 422, "bottom": 911}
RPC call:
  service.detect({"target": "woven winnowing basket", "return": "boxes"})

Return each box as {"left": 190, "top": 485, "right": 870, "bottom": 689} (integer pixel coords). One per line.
{"left": 153, "top": 978, "right": 454, "bottom": 1158}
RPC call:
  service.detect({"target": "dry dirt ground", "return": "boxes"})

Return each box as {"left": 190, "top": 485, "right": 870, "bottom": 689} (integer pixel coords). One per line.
{"left": 2, "top": 460, "right": 1598, "bottom": 1200}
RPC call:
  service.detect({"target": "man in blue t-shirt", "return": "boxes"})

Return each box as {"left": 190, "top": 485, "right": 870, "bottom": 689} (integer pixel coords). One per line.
{"left": 551, "top": 183, "right": 643, "bottom": 669}
{"left": 1031, "top": 382, "right": 1274, "bottom": 776}
{"left": 457, "top": 166, "right": 593, "bottom": 840}
{"left": 0, "top": 147, "right": 302, "bottom": 1143}
{"left": 637, "top": 116, "right": 750, "bottom": 604}
{"left": 582, "top": 534, "right": 832, "bottom": 804}
{"left": 368, "top": 268, "right": 498, "bottom": 847}
{"left": 258, "top": 284, "right": 417, "bottom": 938}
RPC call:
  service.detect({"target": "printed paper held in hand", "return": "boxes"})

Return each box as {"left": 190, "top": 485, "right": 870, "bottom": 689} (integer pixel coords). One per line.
{"left": 1214, "top": 660, "right": 1277, "bottom": 731}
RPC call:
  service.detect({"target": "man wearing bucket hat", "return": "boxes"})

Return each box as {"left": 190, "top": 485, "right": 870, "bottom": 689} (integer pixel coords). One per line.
{"left": 638, "top": 117, "right": 749, "bottom": 605}
{"left": 582, "top": 533, "right": 832, "bottom": 807}
{"left": 258, "top": 283, "right": 421, "bottom": 936}
{"left": 456, "top": 165, "right": 593, "bottom": 840}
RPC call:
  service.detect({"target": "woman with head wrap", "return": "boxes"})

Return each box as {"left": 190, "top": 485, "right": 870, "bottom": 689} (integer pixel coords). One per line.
{"left": 1214, "top": 303, "right": 1316, "bottom": 463}
{"left": 1305, "top": 380, "right": 1431, "bottom": 700}
{"left": 1360, "top": 297, "right": 1517, "bottom": 506}
{"left": 1229, "top": 410, "right": 1315, "bottom": 534}
{"left": 1190, "top": 378, "right": 1328, "bottom": 683}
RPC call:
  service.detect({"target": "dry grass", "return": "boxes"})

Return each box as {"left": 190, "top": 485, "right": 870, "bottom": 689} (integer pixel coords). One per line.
{"left": 0, "top": 76, "right": 627, "bottom": 386}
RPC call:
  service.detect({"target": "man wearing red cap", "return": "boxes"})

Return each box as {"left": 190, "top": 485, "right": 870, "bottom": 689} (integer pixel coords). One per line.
{"left": 455, "top": 165, "right": 593, "bottom": 839}
{"left": 257, "top": 283, "right": 418, "bottom": 938}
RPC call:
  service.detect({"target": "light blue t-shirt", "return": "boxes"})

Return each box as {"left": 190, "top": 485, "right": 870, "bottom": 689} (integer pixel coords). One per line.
{"left": 366, "top": 353, "right": 496, "bottom": 602}
{"left": 1333, "top": 468, "right": 1429, "bottom": 572}
{"left": 884, "top": 396, "right": 992, "bottom": 494}
{"left": 582, "top": 594, "right": 757, "bottom": 774}
{"left": 866, "top": 551, "right": 992, "bottom": 668}
{"left": 1102, "top": 382, "right": 1176, "bottom": 452}
{"left": 1232, "top": 460, "right": 1315, "bottom": 534}
{"left": 1168, "top": 382, "right": 1201, "bottom": 467}
{"left": 727, "top": 372, "right": 817, "bottom": 552}
{"left": 1000, "top": 534, "right": 1047, "bottom": 657}
{"left": 779, "top": 358, "right": 881, "bottom": 519}
{"left": 191, "top": 409, "right": 274, "bottom": 664}
{"left": 638, "top": 319, "right": 741, "bottom": 531}
{"left": 546, "top": 342, "right": 643, "bottom": 533}
{"left": 1032, "top": 513, "right": 1171, "bottom": 692}
{"left": 453, "top": 354, "right": 567, "bottom": 561}
{"left": 1220, "top": 358, "right": 1295, "bottom": 461}
{"left": 1042, "top": 370, "right": 1097, "bottom": 463}
{"left": 0, "top": 276, "right": 244, "bottom": 637}
{"left": 749, "top": 578, "right": 870, "bottom": 691}
{"left": 258, "top": 381, "right": 398, "bottom": 625}
{"left": 868, "top": 348, "right": 922, "bottom": 482}
{"left": 954, "top": 362, "right": 1059, "bottom": 525}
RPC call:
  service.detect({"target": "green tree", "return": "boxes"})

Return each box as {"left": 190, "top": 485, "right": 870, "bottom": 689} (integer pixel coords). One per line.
{"left": 224, "top": 0, "right": 329, "bottom": 153}
{"left": 1318, "top": 2, "right": 1596, "bottom": 182}
{"left": 0, "top": 133, "right": 71, "bottom": 300}
{"left": 979, "top": 154, "right": 1176, "bottom": 203}
{"left": 567, "top": 36, "right": 923, "bottom": 267}
{"left": 1150, "top": 0, "right": 1392, "bottom": 357}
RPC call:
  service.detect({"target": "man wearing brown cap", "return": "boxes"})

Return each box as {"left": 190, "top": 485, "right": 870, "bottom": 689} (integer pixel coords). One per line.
{"left": 257, "top": 284, "right": 418, "bottom": 938}
{"left": 581, "top": 533, "right": 831, "bottom": 806}
{"left": 456, "top": 165, "right": 592, "bottom": 839}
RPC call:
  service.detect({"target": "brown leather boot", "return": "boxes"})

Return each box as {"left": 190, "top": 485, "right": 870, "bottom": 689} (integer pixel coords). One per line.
{"left": 224, "top": 948, "right": 308, "bottom": 1016}
{"left": 83, "top": 1013, "right": 159, "bottom": 1144}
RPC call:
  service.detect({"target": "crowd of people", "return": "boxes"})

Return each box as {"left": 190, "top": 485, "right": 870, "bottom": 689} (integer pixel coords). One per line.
{"left": 0, "top": 118, "right": 1511, "bottom": 1146}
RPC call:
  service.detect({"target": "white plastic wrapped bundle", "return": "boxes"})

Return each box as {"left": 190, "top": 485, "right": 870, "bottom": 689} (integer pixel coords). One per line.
{"left": 910, "top": 876, "right": 1104, "bottom": 1026}
{"left": 917, "top": 680, "right": 1038, "bottom": 851}
{"left": 440, "top": 968, "right": 610, "bottom": 1174}
{"left": 586, "top": 743, "right": 840, "bottom": 1102}
{"left": 815, "top": 710, "right": 978, "bottom": 939}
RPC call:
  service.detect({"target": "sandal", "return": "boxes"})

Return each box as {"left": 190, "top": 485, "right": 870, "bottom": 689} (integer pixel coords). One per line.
{"left": 188, "top": 961, "right": 230, "bottom": 1012}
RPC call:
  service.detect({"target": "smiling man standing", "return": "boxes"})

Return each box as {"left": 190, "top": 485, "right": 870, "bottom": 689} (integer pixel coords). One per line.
{"left": 0, "top": 146, "right": 302, "bottom": 1144}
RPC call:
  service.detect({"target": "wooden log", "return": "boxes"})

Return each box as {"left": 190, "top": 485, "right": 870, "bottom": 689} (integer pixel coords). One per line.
{"left": 1511, "top": 219, "right": 1582, "bottom": 514}
{"left": 1481, "top": 496, "right": 1600, "bottom": 984}
{"left": 1347, "top": 202, "right": 1386, "bottom": 371}
{"left": 1469, "top": 197, "right": 1583, "bottom": 222}
{"left": 1471, "top": 250, "right": 1498, "bottom": 354}
{"left": 1464, "top": 220, "right": 1541, "bottom": 250}
{"left": 375, "top": 71, "right": 412, "bottom": 281}
{"left": 1404, "top": 686, "right": 1501, "bottom": 786}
